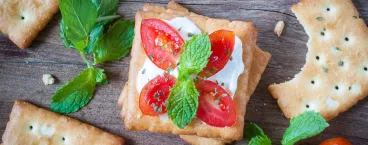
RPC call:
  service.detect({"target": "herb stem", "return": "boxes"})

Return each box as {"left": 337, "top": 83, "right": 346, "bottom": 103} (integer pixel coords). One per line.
{"left": 80, "top": 52, "right": 93, "bottom": 68}
{"left": 96, "top": 15, "right": 120, "bottom": 22}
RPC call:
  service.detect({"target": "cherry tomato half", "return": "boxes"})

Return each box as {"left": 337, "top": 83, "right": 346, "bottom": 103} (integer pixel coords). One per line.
{"left": 196, "top": 80, "right": 237, "bottom": 127}
{"left": 199, "top": 29, "right": 235, "bottom": 78}
{"left": 320, "top": 137, "right": 352, "bottom": 145}
{"left": 141, "top": 18, "right": 184, "bottom": 70}
{"left": 139, "top": 74, "right": 177, "bottom": 116}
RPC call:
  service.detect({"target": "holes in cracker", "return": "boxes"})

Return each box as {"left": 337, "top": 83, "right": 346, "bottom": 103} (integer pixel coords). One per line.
{"left": 306, "top": 104, "right": 310, "bottom": 108}
{"left": 62, "top": 137, "right": 66, "bottom": 141}
{"left": 345, "top": 37, "right": 349, "bottom": 42}
{"left": 316, "top": 56, "right": 320, "bottom": 61}
{"left": 320, "top": 31, "right": 325, "bottom": 36}
{"left": 364, "top": 66, "right": 368, "bottom": 71}
{"left": 311, "top": 80, "right": 315, "bottom": 84}
{"left": 326, "top": 8, "right": 330, "bottom": 11}
{"left": 29, "top": 125, "right": 33, "bottom": 130}
{"left": 335, "top": 85, "right": 339, "bottom": 90}
{"left": 338, "top": 61, "right": 344, "bottom": 67}
{"left": 20, "top": 15, "right": 25, "bottom": 20}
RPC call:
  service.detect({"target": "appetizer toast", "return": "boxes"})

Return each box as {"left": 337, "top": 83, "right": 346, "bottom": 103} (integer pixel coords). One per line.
{"left": 0, "top": 0, "right": 59, "bottom": 49}
{"left": 1, "top": 100, "right": 124, "bottom": 145}
{"left": 269, "top": 0, "right": 368, "bottom": 120}
{"left": 119, "top": 1, "right": 271, "bottom": 141}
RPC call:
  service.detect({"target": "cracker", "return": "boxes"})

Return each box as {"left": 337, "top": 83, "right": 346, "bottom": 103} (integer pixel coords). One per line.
{"left": 2, "top": 100, "right": 124, "bottom": 145}
{"left": 180, "top": 46, "right": 271, "bottom": 144}
{"left": 0, "top": 0, "right": 59, "bottom": 49}
{"left": 269, "top": 0, "right": 368, "bottom": 120}
{"left": 119, "top": 1, "right": 271, "bottom": 141}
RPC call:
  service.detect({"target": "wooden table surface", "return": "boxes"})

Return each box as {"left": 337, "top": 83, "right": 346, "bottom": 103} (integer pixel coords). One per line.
{"left": 1, "top": 0, "right": 367, "bottom": 145}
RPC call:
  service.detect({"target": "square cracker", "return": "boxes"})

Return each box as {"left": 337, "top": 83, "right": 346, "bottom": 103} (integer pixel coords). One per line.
{"left": 269, "top": 0, "right": 368, "bottom": 120}
{"left": 0, "top": 0, "right": 59, "bottom": 49}
{"left": 2, "top": 100, "right": 124, "bottom": 145}
{"left": 119, "top": 1, "right": 271, "bottom": 141}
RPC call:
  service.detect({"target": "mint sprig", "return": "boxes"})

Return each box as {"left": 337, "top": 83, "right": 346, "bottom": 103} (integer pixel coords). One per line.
{"left": 282, "top": 111, "right": 329, "bottom": 145}
{"left": 53, "top": 0, "right": 134, "bottom": 114}
{"left": 245, "top": 123, "right": 272, "bottom": 145}
{"left": 166, "top": 34, "right": 212, "bottom": 128}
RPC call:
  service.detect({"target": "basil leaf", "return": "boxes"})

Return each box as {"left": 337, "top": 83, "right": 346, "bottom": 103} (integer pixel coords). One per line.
{"left": 245, "top": 123, "right": 272, "bottom": 145}
{"left": 59, "top": 0, "right": 98, "bottom": 51}
{"left": 93, "top": 20, "right": 134, "bottom": 64}
{"left": 282, "top": 111, "right": 329, "bottom": 145}
{"left": 51, "top": 68, "right": 99, "bottom": 114}
{"left": 178, "top": 34, "right": 212, "bottom": 78}
{"left": 60, "top": 20, "right": 74, "bottom": 48}
{"left": 166, "top": 80, "right": 199, "bottom": 128}
{"left": 85, "top": 24, "right": 105, "bottom": 54}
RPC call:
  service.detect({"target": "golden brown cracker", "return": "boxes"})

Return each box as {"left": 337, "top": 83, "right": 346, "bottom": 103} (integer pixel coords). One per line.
{"left": 119, "top": 1, "right": 270, "bottom": 141}
{"left": 0, "top": 0, "right": 59, "bottom": 49}
{"left": 2, "top": 100, "right": 124, "bottom": 145}
{"left": 269, "top": 0, "right": 368, "bottom": 120}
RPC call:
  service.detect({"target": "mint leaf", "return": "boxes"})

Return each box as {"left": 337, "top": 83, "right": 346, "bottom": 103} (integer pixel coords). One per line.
{"left": 282, "top": 111, "right": 329, "bottom": 145}
{"left": 60, "top": 20, "right": 74, "bottom": 48}
{"left": 246, "top": 123, "right": 272, "bottom": 145}
{"left": 166, "top": 80, "right": 199, "bottom": 128}
{"left": 93, "top": 0, "right": 118, "bottom": 17}
{"left": 59, "top": 0, "right": 98, "bottom": 51}
{"left": 51, "top": 68, "right": 100, "bottom": 114}
{"left": 95, "top": 68, "right": 108, "bottom": 85}
{"left": 179, "top": 34, "right": 212, "bottom": 77}
{"left": 85, "top": 23, "right": 105, "bottom": 53}
{"left": 93, "top": 20, "right": 135, "bottom": 64}
{"left": 249, "top": 136, "right": 272, "bottom": 145}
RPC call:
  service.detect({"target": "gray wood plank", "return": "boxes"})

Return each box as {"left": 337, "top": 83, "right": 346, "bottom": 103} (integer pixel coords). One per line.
{"left": 0, "top": 0, "right": 367, "bottom": 145}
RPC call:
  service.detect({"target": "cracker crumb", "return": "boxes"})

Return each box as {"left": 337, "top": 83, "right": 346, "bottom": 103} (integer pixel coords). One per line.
{"left": 42, "top": 74, "right": 55, "bottom": 85}
{"left": 274, "top": 21, "right": 285, "bottom": 37}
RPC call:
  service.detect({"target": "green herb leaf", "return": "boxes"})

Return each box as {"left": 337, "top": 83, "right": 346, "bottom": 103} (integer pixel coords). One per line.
{"left": 178, "top": 34, "right": 212, "bottom": 78}
{"left": 93, "top": 20, "right": 135, "bottom": 64}
{"left": 245, "top": 123, "right": 272, "bottom": 145}
{"left": 95, "top": 68, "right": 108, "bottom": 85}
{"left": 93, "top": 0, "right": 118, "bottom": 17}
{"left": 316, "top": 17, "right": 323, "bottom": 21}
{"left": 281, "top": 111, "right": 329, "bottom": 145}
{"left": 59, "top": 0, "right": 98, "bottom": 51}
{"left": 166, "top": 80, "right": 199, "bottom": 128}
{"left": 249, "top": 136, "right": 272, "bottom": 145}
{"left": 60, "top": 20, "right": 74, "bottom": 48}
{"left": 85, "top": 23, "right": 105, "bottom": 53}
{"left": 51, "top": 68, "right": 100, "bottom": 114}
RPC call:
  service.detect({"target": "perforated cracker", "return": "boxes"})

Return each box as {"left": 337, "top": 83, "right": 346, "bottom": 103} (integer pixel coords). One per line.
{"left": 269, "top": 0, "right": 368, "bottom": 120}
{"left": 0, "top": 0, "right": 59, "bottom": 49}
{"left": 2, "top": 100, "right": 124, "bottom": 145}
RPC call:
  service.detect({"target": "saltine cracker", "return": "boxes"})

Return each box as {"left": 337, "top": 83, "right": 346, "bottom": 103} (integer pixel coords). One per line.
{"left": 2, "top": 100, "right": 124, "bottom": 145}
{"left": 0, "top": 0, "right": 59, "bottom": 49}
{"left": 269, "top": 0, "right": 368, "bottom": 120}
{"left": 118, "top": 1, "right": 271, "bottom": 141}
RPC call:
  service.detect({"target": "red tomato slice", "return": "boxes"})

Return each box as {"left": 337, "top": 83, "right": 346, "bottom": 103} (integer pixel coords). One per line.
{"left": 199, "top": 29, "right": 235, "bottom": 78}
{"left": 139, "top": 74, "right": 177, "bottom": 116}
{"left": 141, "top": 18, "right": 184, "bottom": 70}
{"left": 196, "top": 80, "right": 236, "bottom": 127}
{"left": 320, "top": 138, "right": 352, "bottom": 145}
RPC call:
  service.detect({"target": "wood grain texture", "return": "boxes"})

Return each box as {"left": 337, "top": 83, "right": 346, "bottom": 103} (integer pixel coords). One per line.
{"left": 0, "top": 0, "right": 367, "bottom": 145}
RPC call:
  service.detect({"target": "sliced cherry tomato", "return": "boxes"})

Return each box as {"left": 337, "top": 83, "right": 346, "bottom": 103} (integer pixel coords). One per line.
{"left": 199, "top": 29, "right": 235, "bottom": 78}
{"left": 196, "top": 80, "right": 236, "bottom": 127}
{"left": 141, "top": 18, "right": 184, "bottom": 70}
{"left": 320, "top": 138, "right": 352, "bottom": 145}
{"left": 139, "top": 74, "right": 177, "bottom": 116}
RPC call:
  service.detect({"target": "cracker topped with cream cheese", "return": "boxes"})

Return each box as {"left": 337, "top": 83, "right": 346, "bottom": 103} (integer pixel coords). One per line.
{"left": 269, "top": 0, "right": 368, "bottom": 120}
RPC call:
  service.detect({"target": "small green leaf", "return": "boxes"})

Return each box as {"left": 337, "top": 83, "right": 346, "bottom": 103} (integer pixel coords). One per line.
{"left": 245, "top": 123, "right": 272, "bottom": 145}
{"left": 166, "top": 80, "right": 199, "bottom": 128}
{"left": 93, "top": 20, "right": 135, "bottom": 64}
{"left": 51, "top": 68, "right": 100, "bottom": 114}
{"left": 281, "top": 111, "right": 329, "bottom": 145}
{"left": 178, "top": 34, "right": 212, "bottom": 78}
{"left": 249, "top": 136, "right": 272, "bottom": 145}
{"left": 59, "top": 0, "right": 98, "bottom": 51}
{"left": 60, "top": 20, "right": 75, "bottom": 48}
{"left": 85, "top": 23, "right": 105, "bottom": 54}
{"left": 92, "top": 0, "right": 118, "bottom": 17}
{"left": 316, "top": 17, "right": 323, "bottom": 21}
{"left": 95, "top": 68, "right": 108, "bottom": 85}
{"left": 322, "top": 67, "right": 328, "bottom": 73}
